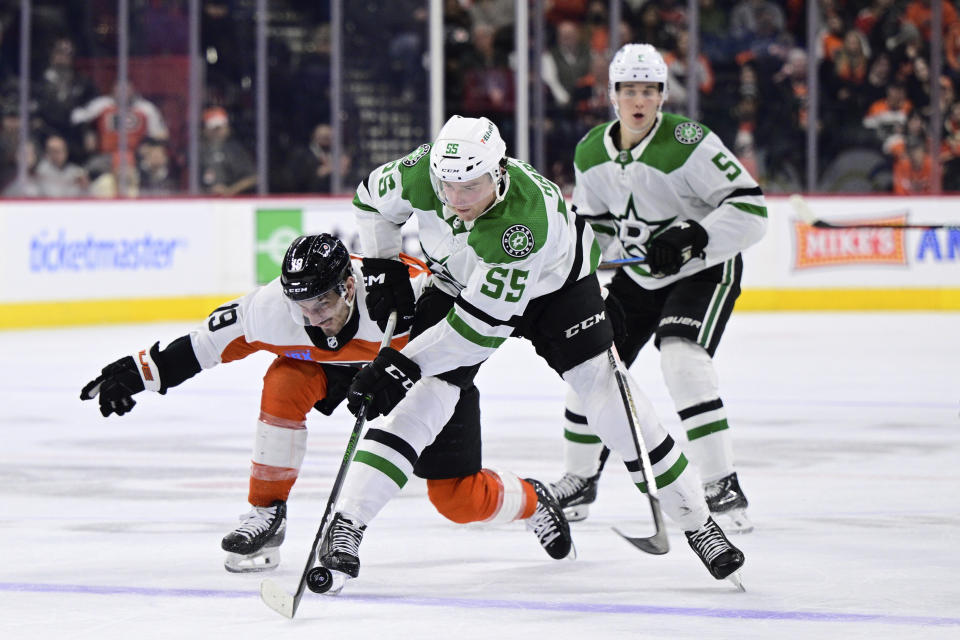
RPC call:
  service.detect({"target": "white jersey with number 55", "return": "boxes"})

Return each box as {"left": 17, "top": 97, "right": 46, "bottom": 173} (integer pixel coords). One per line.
{"left": 352, "top": 145, "right": 600, "bottom": 376}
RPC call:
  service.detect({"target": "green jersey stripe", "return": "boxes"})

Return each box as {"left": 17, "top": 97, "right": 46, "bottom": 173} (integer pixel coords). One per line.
{"left": 352, "top": 195, "right": 379, "bottom": 213}
{"left": 729, "top": 202, "right": 768, "bottom": 217}
{"left": 446, "top": 308, "right": 507, "bottom": 349}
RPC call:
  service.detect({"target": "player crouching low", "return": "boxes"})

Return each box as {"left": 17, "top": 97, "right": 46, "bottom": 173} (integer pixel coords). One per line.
{"left": 80, "top": 233, "right": 426, "bottom": 573}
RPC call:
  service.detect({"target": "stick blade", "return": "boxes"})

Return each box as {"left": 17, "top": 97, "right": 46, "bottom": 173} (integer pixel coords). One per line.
{"left": 612, "top": 526, "right": 670, "bottom": 555}
{"left": 260, "top": 578, "right": 296, "bottom": 618}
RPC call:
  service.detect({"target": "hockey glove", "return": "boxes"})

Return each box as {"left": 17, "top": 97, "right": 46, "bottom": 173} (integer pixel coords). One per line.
{"left": 602, "top": 288, "right": 628, "bottom": 354}
{"left": 361, "top": 258, "right": 416, "bottom": 333}
{"left": 645, "top": 220, "right": 708, "bottom": 277}
{"left": 80, "top": 342, "right": 167, "bottom": 417}
{"left": 346, "top": 347, "right": 421, "bottom": 419}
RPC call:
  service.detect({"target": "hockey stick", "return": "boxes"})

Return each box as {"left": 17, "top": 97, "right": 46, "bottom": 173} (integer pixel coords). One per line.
{"left": 606, "top": 346, "right": 670, "bottom": 555}
{"left": 599, "top": 256, "right": 646, "bottom": 270}
{"left": 260, "top": 310, "right": 398, "bottom": 619}
{"left": 790, "top": 194, "right": 960, "bottom": 230}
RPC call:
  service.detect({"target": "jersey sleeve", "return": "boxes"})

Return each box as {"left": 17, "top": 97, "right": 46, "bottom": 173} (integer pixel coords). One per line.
{"left": 188, "top": 292, "right": 262, "bottom": 369}
{"left": 354, "top": 146, "right": 433, "bottom": 259}
{"left": 682, "top": 133, "right": 768, "bottom": 266}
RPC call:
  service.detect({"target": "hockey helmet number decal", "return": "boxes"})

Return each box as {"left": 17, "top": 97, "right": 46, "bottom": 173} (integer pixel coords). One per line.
{"left": 502, "top": 224, "right": 534, "bottom": 258}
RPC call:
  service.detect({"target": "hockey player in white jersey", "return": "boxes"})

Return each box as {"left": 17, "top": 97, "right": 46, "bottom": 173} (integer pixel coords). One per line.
{"left": 80, "top": 233, "right": 428, "bottom": 573}
{"left": 550, "top": 43, "right": 767, "bottom": 534}
{"left": 314, "top": 114, "right": 744, "bottom": 594}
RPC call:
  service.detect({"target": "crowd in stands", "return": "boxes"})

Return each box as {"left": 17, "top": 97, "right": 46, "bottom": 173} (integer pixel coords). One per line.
{"left": 1, "top": 0, "right": 959, "bottom": 198}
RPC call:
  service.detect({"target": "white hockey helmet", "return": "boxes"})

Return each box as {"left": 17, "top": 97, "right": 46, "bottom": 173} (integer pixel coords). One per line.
{"left": 429, "top": 115, "right": 509, "bottom": 211}
{"left": 608, "top": 43, "right": 668, "bottom": 112}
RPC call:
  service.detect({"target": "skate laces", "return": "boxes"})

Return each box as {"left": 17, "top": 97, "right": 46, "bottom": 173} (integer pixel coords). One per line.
{"left": 551, "top": 473, "right": 588, "bottom": 502}
{"left": 526, "top": 500, "right": 562, "bottom": 547}
{"left": 233, "top": 504, "right": 278, "bottom": 539}
{"left": 328, "top": 516, "right": 365, "bottom": 555}
{"left": 687, "top": 520, "right": 729, "bottom": 564}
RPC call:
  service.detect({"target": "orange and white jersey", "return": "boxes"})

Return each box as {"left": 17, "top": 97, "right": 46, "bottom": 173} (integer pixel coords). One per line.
{"left": 188, "top": 255, "right": 429, "bottom": 370}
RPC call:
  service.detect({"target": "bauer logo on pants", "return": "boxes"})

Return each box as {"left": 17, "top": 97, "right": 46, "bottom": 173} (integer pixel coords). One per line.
{"left": 502, "top": 224, "right": 534, "bottom": 258}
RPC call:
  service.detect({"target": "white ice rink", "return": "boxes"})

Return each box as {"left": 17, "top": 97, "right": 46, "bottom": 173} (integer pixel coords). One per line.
{"left": 1, "top": 312, "right": 958, "bottom": 640}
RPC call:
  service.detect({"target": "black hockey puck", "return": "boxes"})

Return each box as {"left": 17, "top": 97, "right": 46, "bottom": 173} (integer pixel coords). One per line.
{"left": 306, "top": 566, "right": 333, "bottom": 594}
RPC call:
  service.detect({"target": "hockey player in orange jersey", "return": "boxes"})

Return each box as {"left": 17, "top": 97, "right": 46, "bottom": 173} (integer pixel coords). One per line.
{"left": 80, "top": 233, "right": 428, "bottom": 572}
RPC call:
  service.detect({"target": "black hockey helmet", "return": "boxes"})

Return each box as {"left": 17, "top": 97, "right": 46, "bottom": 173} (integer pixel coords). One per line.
{"left": 280, "top": 234, "right": 352, "bottom": 301}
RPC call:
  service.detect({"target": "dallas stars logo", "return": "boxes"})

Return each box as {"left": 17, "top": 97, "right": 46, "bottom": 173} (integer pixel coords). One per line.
{"left": 674, "top": 122, "right": 703, "bottom": 145}
{"left": 620, "top": 194, "right": 673, "bottom": 258}
{"left": 502, "top": 224, "right": 534, "bottom": 258}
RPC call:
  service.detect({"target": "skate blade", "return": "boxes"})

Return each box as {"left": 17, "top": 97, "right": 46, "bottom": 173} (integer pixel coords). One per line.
{"left": 713, "top": 509, "right": 754, "bottom": 534}
{"left": 726, "top": 570, "right": 746, "bottom": 592}
{"left": 224, "top": 549, "right": 281, "bottom": 573}
{"left": 563, "top": 504, "right": 590, "bottom": 523}
{"left": 322, "top": 569, "right": 351, "bottom": 595}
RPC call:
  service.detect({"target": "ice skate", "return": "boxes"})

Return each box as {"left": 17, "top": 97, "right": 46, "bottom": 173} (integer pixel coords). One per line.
{"left": 525, "top": 478, "right": 575, "bottom": 560}
{"left": 221, "top": 500, "right": 286, "bottom": 573}
{"left": 685, "top": 516, "right": 745, "bottom": 589}
{"left": 318, "top": 512, "right": 367, "bottom": 595}
{"left": 550, "top": 472, "right": 600, "bottom": 522}
{"left": 704, "top": 472, "right": 753, "bottom": 534}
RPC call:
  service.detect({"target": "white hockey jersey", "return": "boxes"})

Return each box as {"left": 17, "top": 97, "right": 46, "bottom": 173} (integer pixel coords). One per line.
{"left": 188, "top": 257, "right": 425, "bottom": 371}
{"left": 353, "top": 146, "right": 600, "bottom": 377}
{"left": 572, "top": 112, "right": 768, "bottom": 289}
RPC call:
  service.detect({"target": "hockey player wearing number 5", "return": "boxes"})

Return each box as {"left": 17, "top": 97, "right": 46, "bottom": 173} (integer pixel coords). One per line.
{"left": 79, "top": 233, "right": 430, "bottom": 573}
{"left": 549, "top": 43, "right": 768, "bottom": 534}
{"left": 313, "top": 113, "right": 744, "bottom": 595}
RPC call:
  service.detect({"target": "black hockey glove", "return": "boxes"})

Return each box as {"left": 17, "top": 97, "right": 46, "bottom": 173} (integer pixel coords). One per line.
{"left": 346, "top": 347, "right": 421, "bottom": 419}
{"left": 645, "top": 220, "right": 708, "bottom": 277}
{"left": 361, "top": 258, "right": 416, "bottom": 333}
{"left": 80, "top": 342, "right": 167, "bottom": 417}
{"left": 602, "top": 288, "right": 628, "bottom": 354}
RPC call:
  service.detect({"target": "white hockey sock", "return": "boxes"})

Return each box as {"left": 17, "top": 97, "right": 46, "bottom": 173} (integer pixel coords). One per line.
{"left": 562, "top": 351, "right": 708, "bottom": 530}
{"left": 563, "top": 387, "right": 605, "bottom": 478}
{"left": 660, "top": 337, "right": 735, "bottom": 482}
{"left": 338, "top": 377, "right": 460, "bottom": 524}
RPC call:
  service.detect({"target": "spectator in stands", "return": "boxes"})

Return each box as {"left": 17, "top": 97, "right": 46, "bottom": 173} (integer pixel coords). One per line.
{"left": 863, "top": 83, "right": 913, "bottom": 151}
{"left": 89, "top": 150, "right": 139, "bottom": 198}
{"left": 286, "top": 123, "right": 351, "bottom": 194}
{"left": 633, "top": 4, "right": 674, "bottom": 52}
{"left": 822, "top": 28, "right": 872, "bottom": 136}
{"left": 35, "top": 134, "right": 87, "bottom": 197}
{"left": 901, "top": 0, "right": 959, "bottom": 42}
{"left": 33, "top": 37, "right": 96, "bottom": 156}
{"left": 856, "top": 0, "right": 902, "bottom": 57}
{"left": 863, "top": 52, "right": 893, "bottom": 107}
{"left": 542, "top": 20, "right": 592, "bottom": 111}
{"left": 137, "top": 139, "right": 177, "bottom": 196}
{"left": 467, "top": 0, "right": 514, "bottom": 34}
{"left": 200, "top": 106, "right": 256, "bottom": 196}
{"left": 70, "top": 81, "right": 169, "bottom": 164}
{"left": 664, "top": 29, "right": 715, "bottom": 116}
{"left": 940, "top": 100, "right": 960, "bottom": 189}
{"left": 818, "top": 10, "right": 846, "bottom": 63}
{"left": 892, "top": 139, "right": 932, "bottom": 194}
{"left": 460, "top": 22, "right": 514, "bottom": 138}
{"left": 2, "top": 139, "right": 40, "bottom": 198}
{"left": 730, "top": 0, "right": 785, "bottom": 44}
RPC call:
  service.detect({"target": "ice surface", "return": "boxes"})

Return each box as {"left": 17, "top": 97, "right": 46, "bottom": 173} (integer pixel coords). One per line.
{"left": 1, "top": 313, "right": 958, "bottom": 639}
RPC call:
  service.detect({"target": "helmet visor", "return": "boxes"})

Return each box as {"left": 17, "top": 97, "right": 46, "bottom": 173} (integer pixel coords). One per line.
{"left": 430, "top": 172, "right": 497, "bottom": 209}
{"left": 282, "top": 287, "right": 347, "bottom": 327}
